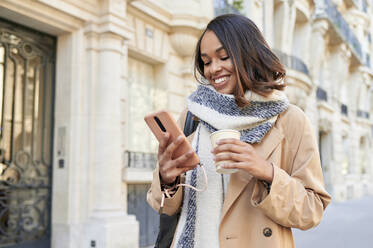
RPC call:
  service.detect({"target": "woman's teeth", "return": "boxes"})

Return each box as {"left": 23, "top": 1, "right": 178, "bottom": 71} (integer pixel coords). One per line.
{"left": 214, "top": 76, "right": 228, "bottom": 84}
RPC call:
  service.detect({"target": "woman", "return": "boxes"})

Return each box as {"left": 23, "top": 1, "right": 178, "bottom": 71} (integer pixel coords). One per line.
{"left": 147, "top": 14, "right": 331, "bottom": 248}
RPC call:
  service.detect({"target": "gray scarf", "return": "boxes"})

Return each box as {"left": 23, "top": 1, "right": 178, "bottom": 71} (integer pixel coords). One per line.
{"left": 176, "top": 85, "right": 289, "bottom": 247}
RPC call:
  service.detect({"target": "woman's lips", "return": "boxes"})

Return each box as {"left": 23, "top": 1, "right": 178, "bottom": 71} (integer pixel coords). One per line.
{"left": 214, "top": 76, "right": 228, "bottom": 84}
{"left": 212, "top": 76, "right": 230, "bottom": 90}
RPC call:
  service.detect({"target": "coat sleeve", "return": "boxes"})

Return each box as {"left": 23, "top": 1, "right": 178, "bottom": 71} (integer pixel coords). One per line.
{"left": 146, "top": 166, "right": 184, "bottom": 216}
{"left": 251, "top": 108, "right": 331, "bottom": 230}
{"left": 146, "top": 109, "right": 188, "bottom": 216}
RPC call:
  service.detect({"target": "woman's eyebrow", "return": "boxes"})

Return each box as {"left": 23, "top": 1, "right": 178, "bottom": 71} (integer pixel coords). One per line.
{"left": 215, "top": 46, "right": 225, "bottom": 53}
{"left": 201, "top": 46, "right": 226, "bottom": 57}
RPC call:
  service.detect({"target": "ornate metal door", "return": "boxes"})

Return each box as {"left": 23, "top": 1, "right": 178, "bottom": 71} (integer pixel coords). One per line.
{"left": 0, "top": 19, "right": 55, "bottom": 247}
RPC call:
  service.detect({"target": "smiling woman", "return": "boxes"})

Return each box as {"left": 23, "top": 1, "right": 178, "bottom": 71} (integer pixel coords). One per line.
{"left": 147, "top": 14, "right": 331, "bottom": 248}
{"left": 194, "top": 14, "right": 286, "bottom": 107}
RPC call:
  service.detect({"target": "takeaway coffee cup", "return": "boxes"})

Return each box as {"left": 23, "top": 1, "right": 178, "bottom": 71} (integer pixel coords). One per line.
{"left": 210, "top": 129, "right": 240, "bottom": 174}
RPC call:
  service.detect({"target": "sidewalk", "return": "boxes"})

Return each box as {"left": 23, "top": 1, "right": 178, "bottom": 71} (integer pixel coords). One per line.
{"left": 293, "top": 195, "right": 373, "bottom": 248}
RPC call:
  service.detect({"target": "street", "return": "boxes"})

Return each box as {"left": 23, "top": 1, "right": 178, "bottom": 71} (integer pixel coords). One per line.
{"left": 293, "top": 195, "right": 373, "bottom": 248}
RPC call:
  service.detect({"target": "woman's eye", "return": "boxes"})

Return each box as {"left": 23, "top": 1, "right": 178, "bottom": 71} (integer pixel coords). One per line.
{"left": 203, "top": 61, "right": 211, "bottom": 66}
{"left": 221, "top": 56, "right": 229, "bottom": 61}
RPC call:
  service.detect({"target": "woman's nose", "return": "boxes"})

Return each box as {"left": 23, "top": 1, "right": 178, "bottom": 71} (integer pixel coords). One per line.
{"left": 210, "top": 60, "right": 222, "bottom": 74}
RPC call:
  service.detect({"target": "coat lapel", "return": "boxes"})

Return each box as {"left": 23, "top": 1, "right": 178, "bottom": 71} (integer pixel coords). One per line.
{"left": 220, "top": 125, "right": 284, "bottom": 222}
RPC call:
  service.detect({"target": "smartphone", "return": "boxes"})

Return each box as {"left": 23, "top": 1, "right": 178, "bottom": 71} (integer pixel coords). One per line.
{"left": 144, "top": 110, "right": 200, "bottom": 167}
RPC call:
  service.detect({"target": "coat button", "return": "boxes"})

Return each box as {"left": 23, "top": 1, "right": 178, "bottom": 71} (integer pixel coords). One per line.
{"left": 263, "top": 227, "right": 272, "bottom": 237}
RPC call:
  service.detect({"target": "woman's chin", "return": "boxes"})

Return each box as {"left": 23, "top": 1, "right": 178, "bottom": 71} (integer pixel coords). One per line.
{"left": 215, "top": 86, "right": 234, "bottom": 95}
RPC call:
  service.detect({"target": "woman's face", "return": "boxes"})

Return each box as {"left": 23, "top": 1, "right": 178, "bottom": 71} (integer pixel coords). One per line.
{"left": 200, "top": 30, "right": 237, "bottom": 94}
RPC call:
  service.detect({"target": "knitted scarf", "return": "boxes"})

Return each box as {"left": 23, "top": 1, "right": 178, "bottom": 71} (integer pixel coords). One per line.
{"left": 187, "top": 85, "right": 289, "bottom": 143}
{"left": 175, "top": 85, "right": 289, "bottom": 248}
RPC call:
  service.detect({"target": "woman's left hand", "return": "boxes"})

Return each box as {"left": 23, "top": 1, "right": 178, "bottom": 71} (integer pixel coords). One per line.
{"left": 211, "top": 138, "right": 274, "bottom": 183}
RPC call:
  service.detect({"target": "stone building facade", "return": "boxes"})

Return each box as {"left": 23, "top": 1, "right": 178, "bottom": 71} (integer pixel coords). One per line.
{"left": 244, "top": 0, "right": 373, "bottom": 203}
{"left": 0, "top": 0, "right": 372, "bottom": 248}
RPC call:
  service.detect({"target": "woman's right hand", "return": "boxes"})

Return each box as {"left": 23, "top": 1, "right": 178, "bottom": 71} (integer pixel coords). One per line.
{"left": 158, "top": 132, "right": 197, "bottom": 185}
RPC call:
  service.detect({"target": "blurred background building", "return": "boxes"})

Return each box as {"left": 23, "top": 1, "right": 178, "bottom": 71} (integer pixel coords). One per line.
{"left": 0, "top": 0, "right": 372, "bottom": 247}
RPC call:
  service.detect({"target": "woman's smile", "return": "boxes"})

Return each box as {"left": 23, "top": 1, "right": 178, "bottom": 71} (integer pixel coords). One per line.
{"left": 212, "top": 75, "right": 232, "bottom": 92}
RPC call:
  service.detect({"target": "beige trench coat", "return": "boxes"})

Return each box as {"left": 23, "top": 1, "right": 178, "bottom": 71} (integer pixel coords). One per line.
{"left": 147, "top": 104, "right": 331, "bottom": 248}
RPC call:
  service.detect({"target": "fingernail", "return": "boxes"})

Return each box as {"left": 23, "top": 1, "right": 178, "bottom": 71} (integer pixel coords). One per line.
{"left": 177, "top": 136, "right": 183, "bottom": 141}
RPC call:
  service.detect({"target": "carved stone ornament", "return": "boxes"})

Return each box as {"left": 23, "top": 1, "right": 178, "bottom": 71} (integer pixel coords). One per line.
{"left": 338, "top": 43, "right": 352, "bottom": 61}
{"left": 319, "top": 118, "right": 332, "bottom": 133}
{"left": 312, "top": 20, "right": 329, "bottom": 36}
{"left": 170, "top": 28, "right": 199, "bottom": 58}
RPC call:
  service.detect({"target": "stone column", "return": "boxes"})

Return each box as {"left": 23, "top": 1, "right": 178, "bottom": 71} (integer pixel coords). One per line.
{"left": 309, "top": 19, "right": 329, "bottom": 85}
{"left": 329, "top": 43, "right": 351, "bottom": 103}
{"left": 273, "top": 0, "right": 296, "bottom": 53}
{"left": 82, "top": 1, "right": 138, "bottom": 247}
{"left": 349, "top": 66, "right": 365, "bottom": 112}
{"left": 170, "top": 28, "right": 199, "bottom": 95}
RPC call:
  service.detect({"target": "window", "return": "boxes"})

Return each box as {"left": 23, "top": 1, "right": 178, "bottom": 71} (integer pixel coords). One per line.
{"left": 126, "top": 58, "right": 167, "bottom": 153}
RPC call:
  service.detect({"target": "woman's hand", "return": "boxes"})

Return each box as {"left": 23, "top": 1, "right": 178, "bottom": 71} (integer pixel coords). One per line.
{"left": 211, "top": 138, "right": 274, "bottom": 183}
{"left": 158, "top": 132, "right": 197, "bottom": 184}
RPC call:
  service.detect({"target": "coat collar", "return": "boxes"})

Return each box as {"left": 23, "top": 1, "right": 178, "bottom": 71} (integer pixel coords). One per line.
{"left": 220, "top": 124, "right": 284, "bottom": 223}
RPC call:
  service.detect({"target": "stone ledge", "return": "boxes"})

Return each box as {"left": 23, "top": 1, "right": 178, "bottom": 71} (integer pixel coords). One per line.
{"left": 123, "top": 168, "right": 154, "bottom": 183}
{"left": 317, "top": 101, "right": 335, "bottom": 113}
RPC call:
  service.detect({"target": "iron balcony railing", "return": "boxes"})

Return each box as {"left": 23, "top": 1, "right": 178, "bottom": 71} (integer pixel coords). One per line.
{"left": 124, "top": 151, "right": 157, "bottom": 169}
{"left": 341, "top": 104, "right": 348, "bottom": 116}
{"left": 316, "top": 87, "right": 328, "bottom": 101}
{"left": 315, "top": 0, "right": 364, "bottom": 64}
{"left": 214, "top": 0, "right": 240, "bottom": 16}
{"left": 273, "top": 49, "right": 310, "bottom": 75}
{"left": 357, "top": 109, "right": 370, "bottom": 119}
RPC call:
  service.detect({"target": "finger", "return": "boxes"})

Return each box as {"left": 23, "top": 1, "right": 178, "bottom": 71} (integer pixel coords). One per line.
{"left": 159, "top": 161, "right": 184, "bottom": 183}
{"left": 163, "top": 135, "right": 185, "bottom": 160}
{"left": 161, "top": 151, "right": 194, "bottom": 171}
{"left": 212, "top": 143, "right": 246, "bottom": 155}
{"left": 158, "top": 132, "right": 170, "bottom": 155}
{"left": 164, "top": 164, "right": 197, "bottom": 182}
{"left": 180, "top": 165, "right": 196, "bottom": 174}
{"left": 175, "top": 163, "right": 197, "bottom": 175}
{"left": 214, "top": 152, "right": 247, "bottom": 163}
{"left": 220, "top": 162, "right": 246, "bottom": 170}
{"left": 217, "top": 138, "right": 247, "bottom": 146}
{"left": 172, "top": 150, "right": 196, "bottom": 168}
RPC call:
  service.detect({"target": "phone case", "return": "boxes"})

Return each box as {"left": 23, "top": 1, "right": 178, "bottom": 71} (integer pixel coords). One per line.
{"left": 144, "top": 110, "right": 200, "bottom": 167}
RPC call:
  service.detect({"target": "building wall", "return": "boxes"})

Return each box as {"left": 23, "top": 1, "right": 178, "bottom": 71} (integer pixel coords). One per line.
{"left": 0, "top": 0, "right": 212, "bottom": 247}
{"left": 246, "top": 0, "right": 373, "bottom": 202}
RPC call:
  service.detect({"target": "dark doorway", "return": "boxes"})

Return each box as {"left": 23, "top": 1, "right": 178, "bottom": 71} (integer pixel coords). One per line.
{"left": 0, "top": 18, "right": 56, "bottom": 247}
